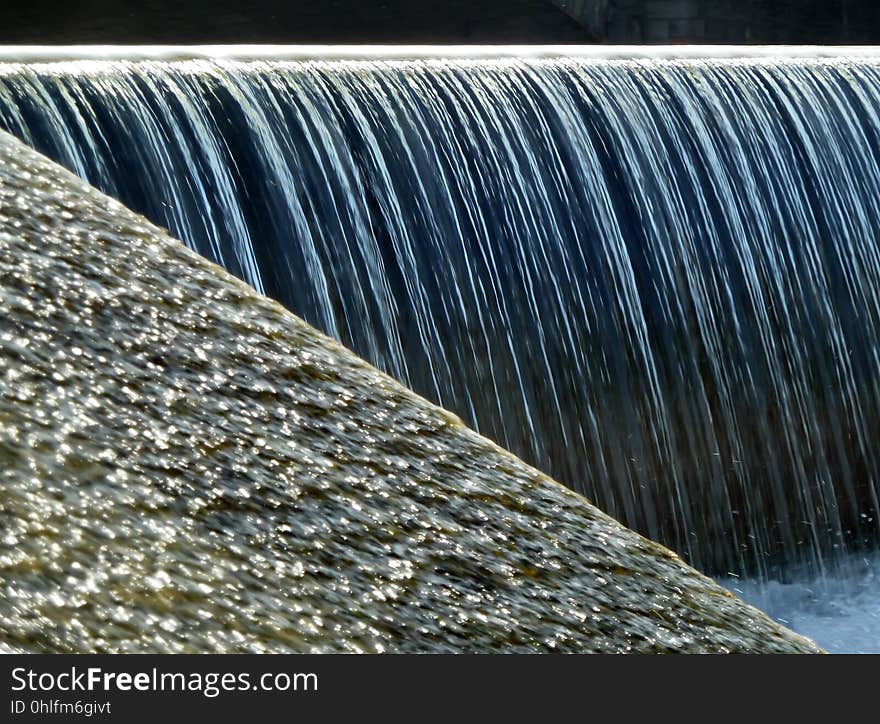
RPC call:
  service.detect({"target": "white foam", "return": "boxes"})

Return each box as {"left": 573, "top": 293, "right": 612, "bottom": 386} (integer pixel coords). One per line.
{"left": 728, "top": 554, "right": 880, "bottom": 654}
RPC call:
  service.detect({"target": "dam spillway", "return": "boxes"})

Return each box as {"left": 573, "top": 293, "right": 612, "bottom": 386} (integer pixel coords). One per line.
{"left": 2, "top": 48, "right": 880, "bottom": 578}
{"left": 0, "top": 130, "right": 821, "bottom": 653}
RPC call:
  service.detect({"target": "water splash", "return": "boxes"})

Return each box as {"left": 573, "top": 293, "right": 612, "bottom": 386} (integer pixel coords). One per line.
{"left": 2, "top": 54, "right": 879, "bottom": 576}
{"left": 729, "top": 552, "right": 880, "bottom": 653}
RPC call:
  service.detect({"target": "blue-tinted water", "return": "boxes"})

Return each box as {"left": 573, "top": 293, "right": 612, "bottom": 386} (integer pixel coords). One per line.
{"left": 2, "top": 53, "right": 879, "bottom": 582}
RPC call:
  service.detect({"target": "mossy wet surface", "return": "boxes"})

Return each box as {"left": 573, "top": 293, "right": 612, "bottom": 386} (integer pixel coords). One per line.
{"left": 0, "top": 131, "right": 820, "bottom": 653}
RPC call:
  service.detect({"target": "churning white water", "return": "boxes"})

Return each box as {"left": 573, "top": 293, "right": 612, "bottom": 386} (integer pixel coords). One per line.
{"left": 730, "top": 553, "right": 880, "bottom": 653}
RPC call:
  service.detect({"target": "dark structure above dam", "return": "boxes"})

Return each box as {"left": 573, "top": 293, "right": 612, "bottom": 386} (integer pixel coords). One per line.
{"left": 0, "top": 0, "right": 595, "bottom": 44}
{"left": 4, "top": 1, "right": 880, "bottom": 45}
{"left": 556, "top": 0, "right": 880, "bottom": 44}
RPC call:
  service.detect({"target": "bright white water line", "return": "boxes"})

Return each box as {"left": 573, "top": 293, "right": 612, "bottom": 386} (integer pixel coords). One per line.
{"left": 0, "top": 45, "right": 879, "bottom": 62}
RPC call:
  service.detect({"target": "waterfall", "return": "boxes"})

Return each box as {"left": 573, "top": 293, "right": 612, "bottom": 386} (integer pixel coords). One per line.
{"left": 3, "top": 51, "right": 880, "bottom": 576}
